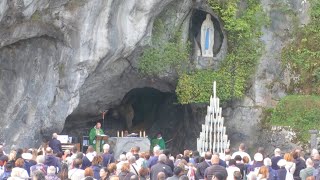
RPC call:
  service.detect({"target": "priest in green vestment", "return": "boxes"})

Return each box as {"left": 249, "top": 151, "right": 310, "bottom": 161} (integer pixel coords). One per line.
{"left": 151, "top": 132, "right": 166, "bottom": 150}
{"left": 89, "top": 122, "right": 105, "bottom": 152}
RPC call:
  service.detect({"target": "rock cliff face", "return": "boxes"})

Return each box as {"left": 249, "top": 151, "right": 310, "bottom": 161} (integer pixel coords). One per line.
{"left": 0, "top": 0, "right": 186, "bottom": 148}
{"left": 0, "top": 0, "right": 311, "bottom": 153}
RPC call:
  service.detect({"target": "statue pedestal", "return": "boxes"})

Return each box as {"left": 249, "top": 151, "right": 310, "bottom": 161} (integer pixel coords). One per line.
{"left": 106, "top": 137, "right": 150, "bottom": 159}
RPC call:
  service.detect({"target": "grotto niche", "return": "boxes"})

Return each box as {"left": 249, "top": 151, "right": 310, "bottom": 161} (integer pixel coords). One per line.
{"left": 191, "top": 9, "right": 226, "bottom": 69}
{"left": 62, "top": 87, "right": 201, "bottom": 154}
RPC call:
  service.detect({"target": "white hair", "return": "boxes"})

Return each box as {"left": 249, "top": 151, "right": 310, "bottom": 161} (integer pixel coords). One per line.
{"left": 52, "top": 133, "right": 58, "bottom": 139}
{"left": 158, "top": 154, "right": 167, "bottom": 163}
{"left": 126, "top": 152, "right": 133, "bottom": 160}
{"left": 153, "top": 145, "right": 161, "bottom": 155}
{"left": 47, "top": 166, "right": 56, "bottom": 175}
{"left": 103, "top": 144, "right": 110, "bottom": 150}
{"left": 264, "top": 158, "right": 272, "bottom": 166}
{"left": 119, "top": 154, "right": 126, "bottom": 161}
{"left": 36, "top": 155, "right": 45, "bottom": 164}
{"left": 274, "top": 148, "right": 281, "bottom": 155}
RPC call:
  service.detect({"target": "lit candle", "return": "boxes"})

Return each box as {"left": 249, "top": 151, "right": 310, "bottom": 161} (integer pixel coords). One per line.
{"left": 139, "top": 131, "right": 142, "bottom": 137}
{"left": 143, "top": 131, "right": 146, "bottom": 137}
{"left": 117, "top": 131, "right": 119, "bottom": 137}
{"left": 121, "top": 131, "right": 123, "bottom": 137}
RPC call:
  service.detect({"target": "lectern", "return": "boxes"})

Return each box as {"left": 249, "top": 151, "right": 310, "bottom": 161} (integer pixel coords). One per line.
{"left": 95, "top": 135, "right": 108, "bottom": 153}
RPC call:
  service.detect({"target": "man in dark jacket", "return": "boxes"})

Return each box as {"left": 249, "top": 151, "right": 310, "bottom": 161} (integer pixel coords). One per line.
{"left": 204, "top": 154, "right": 228, "bottom": 180}
{"left": 48, "top": 133, "right": 62, "bottom": 154}
{"left": 196, "top": 151, "right": 212, "bottom": 179}
{"left": 44, "top": 148, "right": 61, "bottom": 172}
{"left": 150, "top": 154, "right": 173, "bottom": 180}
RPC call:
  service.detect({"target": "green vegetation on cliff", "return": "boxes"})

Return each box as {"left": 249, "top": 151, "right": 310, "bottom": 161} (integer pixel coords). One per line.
{"left": 269, "top": 95, "right": 320, "bottom": 143}
{"left": 138, "top": 19, "right": 190, "bottom": 76}
{"left": 281, "top": 0, "right": 320, "bottom": 94}
{"left": 176, "top": 0, "right": 268, "bottom": 104}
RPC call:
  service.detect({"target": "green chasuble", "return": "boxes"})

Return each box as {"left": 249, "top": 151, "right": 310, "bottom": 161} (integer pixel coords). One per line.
{"left": 151, "top": 137, "right": 166, "bottom": 150}
{"left": 89, "top": 126, "right": 104, "bottom": 151}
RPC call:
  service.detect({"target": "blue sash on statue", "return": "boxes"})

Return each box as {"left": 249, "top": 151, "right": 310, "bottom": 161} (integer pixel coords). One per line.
{"left": 205, "top": 28, "right": 210, "bottom": 50}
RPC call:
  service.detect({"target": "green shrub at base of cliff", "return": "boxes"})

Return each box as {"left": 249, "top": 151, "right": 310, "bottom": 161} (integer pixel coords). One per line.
{"left": 176, "top": 0, "right": 268, "bottom": 104}
{"left": 269, "top": 95, "right": 320, "bottom": 143}
{"left": 281, "top": 0, "right": 320, "bottom": 95}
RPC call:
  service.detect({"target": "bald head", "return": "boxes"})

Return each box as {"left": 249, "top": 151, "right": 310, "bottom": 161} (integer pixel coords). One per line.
{"left": 211, "top": 154, "right": 220, "bottom": 165}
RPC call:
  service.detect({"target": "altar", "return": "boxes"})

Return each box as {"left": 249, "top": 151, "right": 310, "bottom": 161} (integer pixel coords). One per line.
{"left": 106, "top": 137, "right": 150, "bottom": 159}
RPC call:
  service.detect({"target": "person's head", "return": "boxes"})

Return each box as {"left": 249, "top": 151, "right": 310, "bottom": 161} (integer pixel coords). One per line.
{"left": 107, "top": 163, "right": 117, "bottom": 174}
{"left": 157, "top": 172, "right": 166, "bottom": 180}
{"left": 85, "top": 167, "right": 94, "bottom": 177}
{"left": 100, "top": 167, "right": 108, "bottom": 178}
{"left": 103, "top": 144, "right": 110, "bottom": 153}
{"left": 119, "top": 154, "right": 126, "bottom": 161}
{"left": 284, "top": 153, "right": 293, "bottom": 162}
{"left": 234, "top": 171, "right": 242, "bottom": 180}
{"left": 205, "top": 151, "right": 212, "bottom": 160}
{"left": 87, "top": 146, "right": 94, "bottom": 153}
{"left": 264, "top": 158, "right": 272, "bottom": 167}
{"left": 52, "top": 133, "right": 58, "bottom": 139}
{"left": 64, "top": 149, "right": 70, "bottom": 156}
{"left": 32, "top": 170, "right": 46, "bottom": 180}
{"left": 8, "top": 150, "right": 16, "bottom": 161}
{"left": 46, "top": 147, "right": 53, "bottom": 155}
{"left": 157, "top": 132, "right": 162, "bottom": 138}
{"left": 229, "top": 159, "right": 236, "bottom": 166}
{"left": 253, "top": 153, "right": 263, "bottom": 162}
{"left": 15, "top": 158, "right": 24, "bottom": 168}
{"left": 121, "top": 163, "right": 130, "bottom": 172}
{"left": 173, "top": 166, "right": 183, "bottom": 176}
{"left": 4, "top": 163, "right": 13, "bottom": 171}
{"left": 96, "top": 122, "right": 101, "bottom": 129}
{"left": 73, "top": 158, "right": 83, "bottom": 168}
{"left": 274, "top": 148, "right": 281, "bottom": 156}
{"left": 92, "top": 155, "right": 102, "bottom": 166}
{"left": 225, "top": 148, "right": 231, "bottom": 155}
{"left": 234, "top": 155, "right": 242, "bottom": 162}
{"left": 47, "top": 166, "right": 56, "bottom": 175}
{"left": 239, "top": 143, "right": 246, "bottom": 151}
{"left": 211, "top": 154, "right": 220, "bottom": 165}
{"left": 153, "top": 145, "right": 161, "bottom": 156}
{"left": 158, "top": 154, "right": 167, "bottom": 163}
{"left": 306, "top": 158, "right": 314, "bottom": 167}
{"left": 243, "top": 156, "right": 250, "bottom": 164}
{"left": 292, "top": 151, "right": 299, "bottom": 160}
{"left": 36, "top": 155, "right": 45, "bottom": 164}
{"left": 314, "top": 154, "right": 320, "bottom": 160}
{"left": 128, "top": 156, "right": 136, "bottom": 164}
{"left": 258, "top": 166, "right": 269, "bottom": 178}
{"left": 162, "top": 149, "right": 171, "bottom": 157}
{"left": 183, "top": 150, "right": 190, "bottom": 157}
{"left": 306, "top": 176, "right": 316, "bottom": 180}
{"left": 76, "top": 152, "right": 84, "bottom": 159}
{"left": 132, "top": 146, "right": 140, "bottom": 154}
{"left": 72, "top": 145, "right": 78, "bottom": 154}
{"left": 110, "top": 176, "right": 120, "bottom": 180}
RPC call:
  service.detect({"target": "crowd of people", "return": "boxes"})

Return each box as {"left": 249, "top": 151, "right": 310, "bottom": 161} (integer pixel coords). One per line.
{"left": 0, "top": 134, "right": 320, "bottom": 180}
